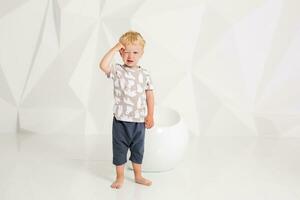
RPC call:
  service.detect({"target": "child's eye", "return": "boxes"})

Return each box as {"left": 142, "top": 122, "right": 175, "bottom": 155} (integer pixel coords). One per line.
{"left": 134, "top": 52, "right": 138, "bottom": 54}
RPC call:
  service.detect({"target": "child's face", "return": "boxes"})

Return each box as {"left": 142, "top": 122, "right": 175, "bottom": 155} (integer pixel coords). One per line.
{"left": 120, "top": 43, "right": 144, "bottom": 67}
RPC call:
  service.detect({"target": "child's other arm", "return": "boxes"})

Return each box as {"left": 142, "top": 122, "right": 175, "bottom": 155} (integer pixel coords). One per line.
{"left": 99, "top": 43, "right": 124, "bottom": 75}
{"left": 145, "top": 90, "right": 154, "bottom": 129}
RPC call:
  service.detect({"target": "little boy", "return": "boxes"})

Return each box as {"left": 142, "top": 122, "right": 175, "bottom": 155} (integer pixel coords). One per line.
{"left": 99, "top": 31, "right": 154, "bottom": 189}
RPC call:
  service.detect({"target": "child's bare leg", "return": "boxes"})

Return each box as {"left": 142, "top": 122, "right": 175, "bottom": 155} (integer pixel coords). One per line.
{"left": 132, "top": 162, "right": 152, "bottom": 186}
{"left": 111, "top": 164, "right": 125, "bottom": 189}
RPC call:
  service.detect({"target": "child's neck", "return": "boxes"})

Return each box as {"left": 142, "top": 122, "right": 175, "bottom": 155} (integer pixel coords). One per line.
{"left": 124, "top": 64, "right": 139, "bottom": 69}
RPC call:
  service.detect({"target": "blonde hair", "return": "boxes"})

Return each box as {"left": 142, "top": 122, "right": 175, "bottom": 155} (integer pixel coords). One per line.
{"left": 119, "top": 31, "right": 145, "bottom": 48}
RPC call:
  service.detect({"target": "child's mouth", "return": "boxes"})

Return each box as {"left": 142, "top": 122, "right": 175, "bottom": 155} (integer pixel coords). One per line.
{"left": 127, "top": 60, "right": 134, "bottom": 63}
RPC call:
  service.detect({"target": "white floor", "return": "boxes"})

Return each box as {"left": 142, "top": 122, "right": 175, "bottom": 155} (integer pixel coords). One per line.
{"left": 0, "top": 133, "right": 300, "bottom": 200}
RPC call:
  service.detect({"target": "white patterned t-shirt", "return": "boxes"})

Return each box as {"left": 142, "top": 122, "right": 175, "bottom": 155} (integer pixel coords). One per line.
{"left": 107, "top": 63, "right": 154, "bottom": 122}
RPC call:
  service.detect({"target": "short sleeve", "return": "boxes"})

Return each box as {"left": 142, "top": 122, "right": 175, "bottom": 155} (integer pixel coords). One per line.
{"left": 106, "top": 63, "right": 117, "bottom": 79}
{"left": 144, "top": 70, "right": 154, "bottom": 91}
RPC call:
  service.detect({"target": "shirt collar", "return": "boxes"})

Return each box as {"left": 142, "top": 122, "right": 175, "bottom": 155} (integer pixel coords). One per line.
{"left": 123, "top": 64, "right": 141, "bottom": 71}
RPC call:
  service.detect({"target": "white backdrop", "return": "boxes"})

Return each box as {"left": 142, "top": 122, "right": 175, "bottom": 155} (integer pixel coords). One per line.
{"left": 0, "top": 0, "right": 299, "bottom": 137}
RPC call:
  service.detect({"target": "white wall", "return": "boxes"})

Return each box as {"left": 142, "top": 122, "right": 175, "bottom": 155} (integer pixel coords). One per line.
{"left": 0, "top": 0, "right": 299, "bottom": 137}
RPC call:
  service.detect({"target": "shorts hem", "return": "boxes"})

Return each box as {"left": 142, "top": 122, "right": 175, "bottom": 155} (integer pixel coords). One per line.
{"left": 113, "top": 160, "right": 127, "bottom": 166}
{"left": 129, "top": 158, "right": 143, "bottom": 165}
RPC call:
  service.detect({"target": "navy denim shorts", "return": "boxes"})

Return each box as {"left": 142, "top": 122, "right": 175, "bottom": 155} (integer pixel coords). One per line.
{"left": 112, "top": 116, "right": 145, "bottom": 166}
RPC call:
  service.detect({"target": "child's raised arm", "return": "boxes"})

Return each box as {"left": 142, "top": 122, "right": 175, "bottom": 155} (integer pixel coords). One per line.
{"left": 99, "top": 42, "right": 124, "bottom": 75}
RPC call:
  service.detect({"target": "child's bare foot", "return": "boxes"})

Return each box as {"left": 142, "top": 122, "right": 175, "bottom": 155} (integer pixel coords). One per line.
{"left": 135, "top": 177, "right": 152, "bottom": 186}
{"left": 111, "top": 178, "right": 124, "bottom": 189}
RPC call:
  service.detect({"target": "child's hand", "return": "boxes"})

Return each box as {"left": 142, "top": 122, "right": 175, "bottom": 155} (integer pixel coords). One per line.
{"left": 113, "top": 42, "right": 125, "bottom": 53}
{"left": 145, "top": 115, "right": 154, "bottom": 129}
